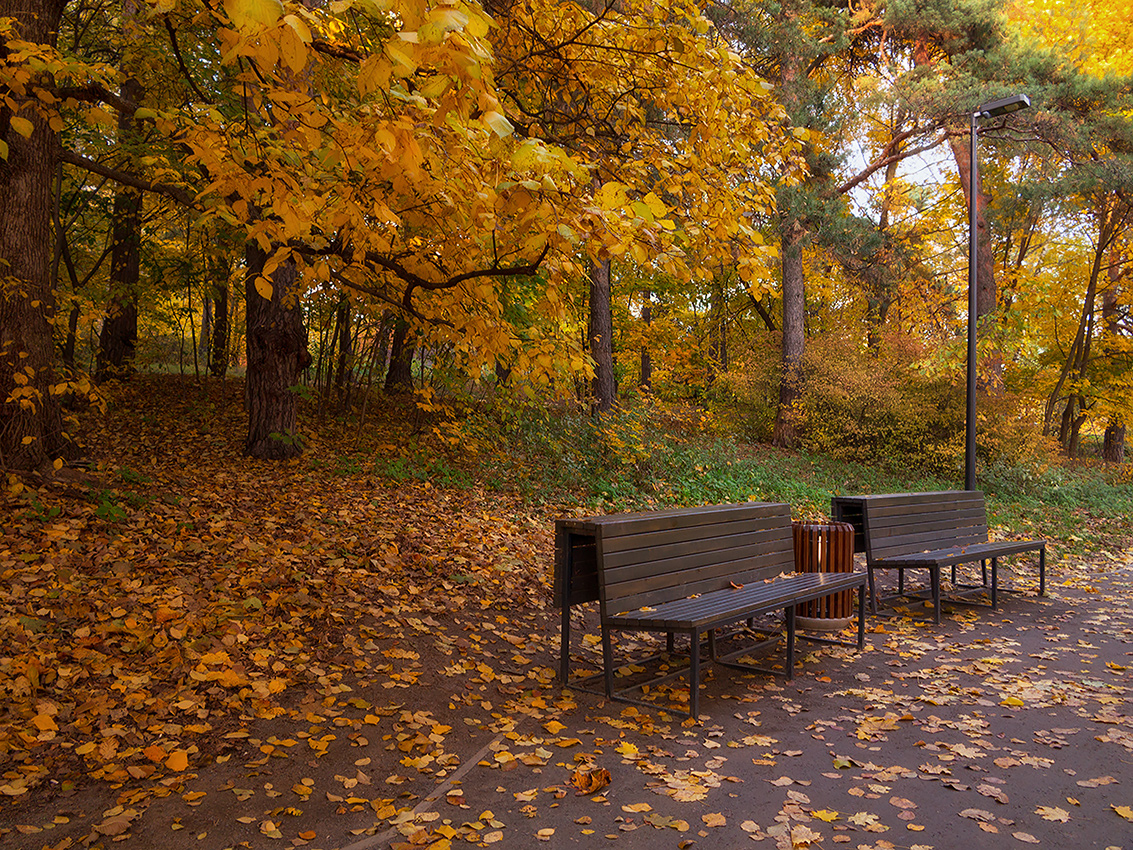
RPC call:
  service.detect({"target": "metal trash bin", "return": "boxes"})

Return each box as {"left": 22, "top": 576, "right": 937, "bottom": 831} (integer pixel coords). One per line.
{"left": 793, "top": 521, "right": 856, "bottom": 630}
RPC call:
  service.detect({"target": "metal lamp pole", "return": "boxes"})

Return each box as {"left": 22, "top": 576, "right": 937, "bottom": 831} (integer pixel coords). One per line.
{"left": 965, "top": 93, "right": 1030, "bottom": 492}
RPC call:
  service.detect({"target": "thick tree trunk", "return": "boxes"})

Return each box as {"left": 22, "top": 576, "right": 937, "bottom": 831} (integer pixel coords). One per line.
{"left": 244, "top": 244, "right": 310, "bottom": 458}
{"left": 588, "top": 256, "right": 616, "bottom": 413}
{"left": 1102, "top": 422, "right": 1125, "bottom": 463}
{"left": 773, "top": 218, "right": 805, "bottom": 448}
{"left": 0, "top": 0, "right": 69, "bottom": 473}
{"left": 384, "top": 318, "right": 414, "bottom": 393}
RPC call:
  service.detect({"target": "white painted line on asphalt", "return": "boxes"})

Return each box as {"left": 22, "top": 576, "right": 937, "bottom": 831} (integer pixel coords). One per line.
{"left": 338, "top": 730, "right": 506, "bottom": 850}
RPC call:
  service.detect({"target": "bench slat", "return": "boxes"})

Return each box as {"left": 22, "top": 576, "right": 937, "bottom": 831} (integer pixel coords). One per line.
{"left": 600, "top": 523, "right": 791, "bottom": 569}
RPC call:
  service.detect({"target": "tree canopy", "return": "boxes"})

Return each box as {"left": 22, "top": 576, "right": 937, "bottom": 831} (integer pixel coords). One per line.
{"left": 1, "top": 0, "right": 1132, "bottom": 472}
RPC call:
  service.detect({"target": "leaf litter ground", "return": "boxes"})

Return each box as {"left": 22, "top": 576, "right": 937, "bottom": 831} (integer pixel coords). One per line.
{"left": 1, "top": 376, "right": 1131, "bottom": 849}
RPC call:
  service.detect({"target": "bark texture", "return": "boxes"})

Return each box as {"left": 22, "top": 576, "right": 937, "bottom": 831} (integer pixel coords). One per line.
{"left": 0, "top": 0, "right": 69, "bottom": 472}
{"left": 588, "top": 256, "right": 616, "bottom": 413}
{"left": 244, "top": 243, "right": 311, "bottom": 459}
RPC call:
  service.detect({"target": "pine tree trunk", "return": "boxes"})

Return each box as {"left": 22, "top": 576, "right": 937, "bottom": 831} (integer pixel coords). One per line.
{"left": 949, "top": 134, "right": 997, "bottom": 319}
{"left": 244, "top": 243, "right": 310, "bottom": 459}
{"left": 0, "top": 0, "right": 69, "bottom": 473}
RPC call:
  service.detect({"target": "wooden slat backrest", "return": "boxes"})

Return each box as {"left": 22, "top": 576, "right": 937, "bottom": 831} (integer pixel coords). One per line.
{"left": 861, "top": 491, "right": 989, "bottom": 562}
{"left": 595, "top": 502, "right": 795, "bottom": 613}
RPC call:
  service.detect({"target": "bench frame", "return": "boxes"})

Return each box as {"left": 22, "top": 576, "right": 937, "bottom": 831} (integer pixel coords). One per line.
{"left": 845, "top": 490, "right": 1045, "bottom": 624}
{"left": 587, "top": 502, "right": 866, "bottom": 717}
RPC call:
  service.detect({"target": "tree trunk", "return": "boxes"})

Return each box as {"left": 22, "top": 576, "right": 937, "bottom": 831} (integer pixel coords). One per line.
{"left": 1043, "top": 201, "right": 1120, "bottom": 442}
{"left": 384, "top": 317, "right": 414, "bottom": 394}
{"left": 707, "top": 274, "right": 728, "bottom": 384}
{"left": 639, "top": 290, "right": 652, "bottom": 393}
{"left": 244, "top": 244, "right": 310, "bottom": 458}
{"left": 949, "top": 133, "right": 997, "bottom": 319}
{"left": 1102, "top": 422, "right": 1125, "bottom": 464}
{"left": 201, "top": 297, "right": 213, "bottom": 374}
{"left": 334, "top": 298, "right": 351, "bottom": 406}
{"left": 94, "top": 75, "right": 144, "bottom": 382}
{"left": 588, "top": 256, "right": 616, "bottom": 413}
{"left": 0, "top": 0, "right": 69, "bottom": 473}
{"left": 1101, "top": 247, "right": 1126, "bottom": 463}
{"left": 209, "top": 249, "right": 231, "bottom": 376}
{"left": 773, "top": 218, "right": 806, "bottom": 448}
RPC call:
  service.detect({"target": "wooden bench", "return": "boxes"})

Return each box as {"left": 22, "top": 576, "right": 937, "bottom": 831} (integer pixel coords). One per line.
{"left": 834, "top": 491, "right": 1045, "bottom": 624}
{"left": 589, "top": 502, "right": 867, "bottom": 717}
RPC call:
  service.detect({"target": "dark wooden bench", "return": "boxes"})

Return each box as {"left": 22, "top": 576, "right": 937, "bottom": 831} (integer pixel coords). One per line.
{"left": 588, "top": 502, "right": 867, "bottom": 717}
{"left": 834, "top": 491, "right": 1045, "bottom": 624}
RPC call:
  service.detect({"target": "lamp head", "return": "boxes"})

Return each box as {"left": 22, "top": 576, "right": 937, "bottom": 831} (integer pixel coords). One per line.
{"left": 976, "top": 94, "right": 1031, "bottom": 118}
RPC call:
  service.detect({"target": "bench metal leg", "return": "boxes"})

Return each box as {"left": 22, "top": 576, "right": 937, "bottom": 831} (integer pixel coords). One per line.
{"left": 867, "top": 566, "right": 878, "bottom": 614}
{"left": 601, "top": 626, "right": 615, "bottom": 699}
{"left": 857, "top": 584, "right": 865, "bottom": 649}
{"left": 1039, "top": 546, "right": 1046, "bottom": 596}
{"left": 991, "top": 557, "right": 999, "bottom": 610}
{"left": 784, "top": 608, "right": 796, "bottom": 680}
{"left": 560, "top": 602, "right": 572, "bottom": 686}
{"left": 931, "top": 568, "right": 941, "bottom": 625}
{"left": 688, "top": 628, "right": 700, "bottom": 718}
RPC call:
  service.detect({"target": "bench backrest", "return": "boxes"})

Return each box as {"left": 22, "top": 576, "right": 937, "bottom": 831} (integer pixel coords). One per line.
{"left": 593, "top": 502, "right": 795, "bottom": 614}
{"left": 860, "top": 490, "right": 989, "bottom": 562}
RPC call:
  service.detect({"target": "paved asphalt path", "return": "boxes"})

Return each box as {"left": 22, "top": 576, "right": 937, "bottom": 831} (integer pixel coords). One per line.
{"left": 371, "top": 555, "right": 1132, "bottom": 850}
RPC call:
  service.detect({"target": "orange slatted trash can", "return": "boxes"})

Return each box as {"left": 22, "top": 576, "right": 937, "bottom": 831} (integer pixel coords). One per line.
{"left": 793, "top": 521, "right": 856, "bottom": 630}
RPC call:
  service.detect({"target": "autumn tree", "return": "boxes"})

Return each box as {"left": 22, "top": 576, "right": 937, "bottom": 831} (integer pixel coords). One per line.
{"left": 490, "top": 0, "right": 799, "bottom": 413}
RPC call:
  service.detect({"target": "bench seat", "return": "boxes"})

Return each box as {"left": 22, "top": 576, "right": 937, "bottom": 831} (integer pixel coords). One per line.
{"left": 847, "top": 491, "right": 1046, "bottom": 624}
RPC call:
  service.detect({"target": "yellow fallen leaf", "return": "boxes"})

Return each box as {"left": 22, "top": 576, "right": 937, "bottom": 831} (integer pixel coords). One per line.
{"left": 1114, "top": 805, "right": 1133, "bottom": 821}
{"left": 813, "top": 810, "right": 840, "bottom": 822}
{"left": 622, "top": 803, "right": 652, "bottom": 813}
{"left": 702, "top": 812, "right": 726, "bottom": 827}
{"left": 165, "top": 751, "right": 189, "bottom": 772}
{"left": 1000, "top": 697, "right": 1025, "bottom": 707}
{"left": 543, "top": 720, "right": 566, "bottom": 735}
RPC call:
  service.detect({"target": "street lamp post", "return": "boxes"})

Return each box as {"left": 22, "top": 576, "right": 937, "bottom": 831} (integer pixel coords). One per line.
{"left": 965, "top": 93, "right": 1030, "bottom": 492}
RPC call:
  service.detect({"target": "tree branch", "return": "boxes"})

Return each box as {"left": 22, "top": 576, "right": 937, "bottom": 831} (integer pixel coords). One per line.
{"left": 61, "top": 149, "right": 196, "bottom": 207}
{"left": 834, "top": 130, "right": 946, "bottom": 196}
{"left": 55, "top": 84, "right": 136, "bottom": 115}
{"left": 165, "top": 16, "right": 211, "bottom": 104}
